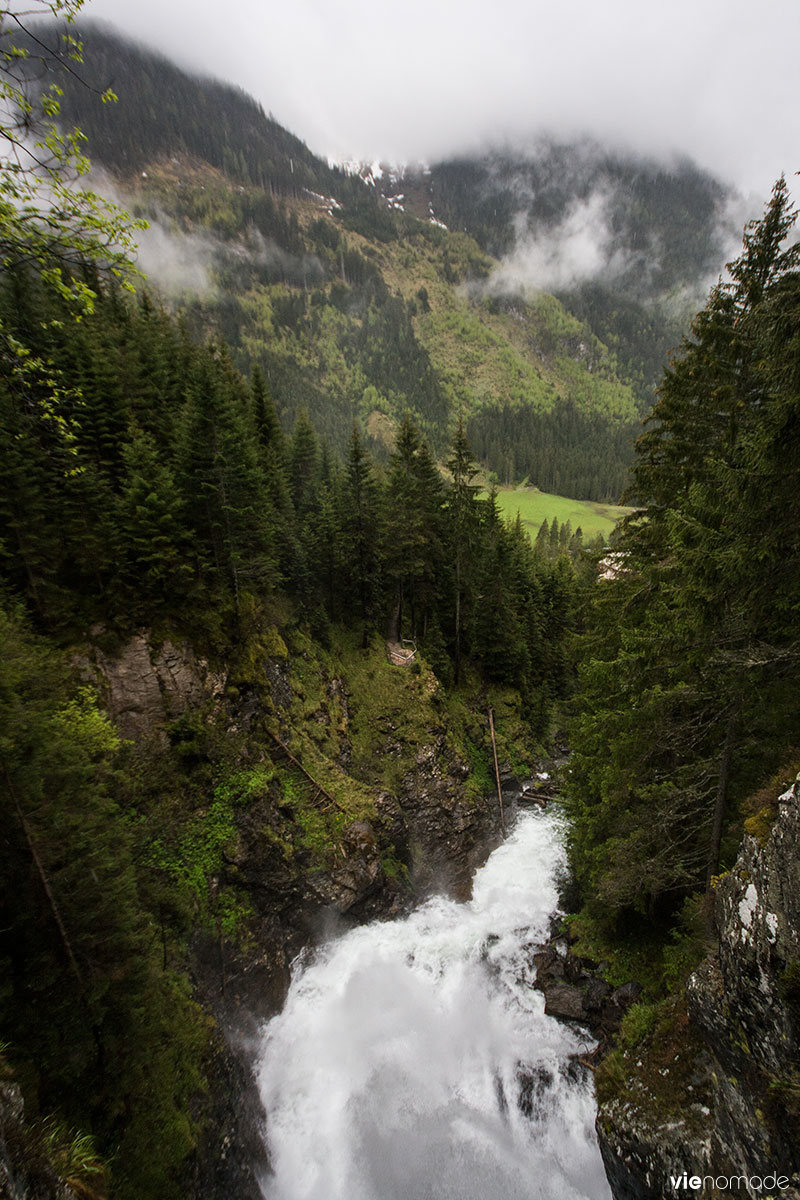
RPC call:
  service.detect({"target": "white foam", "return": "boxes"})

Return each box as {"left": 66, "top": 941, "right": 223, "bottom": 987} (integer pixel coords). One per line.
{"left": 255, "top": 811, "right": 610, "bottom": 1200}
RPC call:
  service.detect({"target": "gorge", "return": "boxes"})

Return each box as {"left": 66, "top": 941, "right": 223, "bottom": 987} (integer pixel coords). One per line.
{"left": 255, "top": 808, "right": 609, "bottom": 1200}
{"left": 2, "top": 9, "right": 800, "bottom": 1200}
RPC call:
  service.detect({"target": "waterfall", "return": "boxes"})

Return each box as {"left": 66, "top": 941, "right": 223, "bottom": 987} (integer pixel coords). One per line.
{"left": 255, "top": 809, "right": 611, "bottom": 1200}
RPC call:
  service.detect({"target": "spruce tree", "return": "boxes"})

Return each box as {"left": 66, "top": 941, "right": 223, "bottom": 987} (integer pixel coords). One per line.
{"left": 117, "top": 429, "right": 193, "bottom": 614}
{"left": 566, "top": 178, "right": 800, "bottom": 923}
{"left": 341, "top": 425, "right": 381, "bottom": 643}
{"left": 445, "top": 418, "right": 481, "bottom": 681}
{"left": 177, "top": 347, "right": 278, "bottom": 610}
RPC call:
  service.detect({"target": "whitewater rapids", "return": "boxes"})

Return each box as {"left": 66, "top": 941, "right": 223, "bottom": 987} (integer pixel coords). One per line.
{"left": 254, "top": 809, "right": 611, "bottom": 1200}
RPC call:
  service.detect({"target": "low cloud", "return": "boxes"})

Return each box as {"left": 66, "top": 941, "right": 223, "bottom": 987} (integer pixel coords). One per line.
{"left": 477, "top": 151, "right": 751, "bottom": 314}
{"left": 89, "top": 169, "right": 326, "bottom": 295}
{"left": 485, "top": 188, "right": 635, "bottom": 295}
{"left": 86, "top": 169, "right": 218, "bottom": 295}
{"left": 133, "top": 218, "right": 218, "bottom": 294}
{"left": 237, "top": 227, "right": 325, "bottom": 285}
{"left": 133, "top": 220, "right": 325, "bottom": 295}
{"left": 88, "top": 0, "right": 800, "bottom": 203}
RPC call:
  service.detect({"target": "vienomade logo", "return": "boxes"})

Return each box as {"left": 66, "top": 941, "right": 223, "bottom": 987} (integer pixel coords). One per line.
{"left": 670, "top": 1171, "right": 792, "bottom": 1193}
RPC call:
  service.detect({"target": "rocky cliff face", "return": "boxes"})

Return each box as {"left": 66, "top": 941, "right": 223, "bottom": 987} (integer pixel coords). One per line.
{"left": 597, "top": 779, "right": 800, "bottom": 1200}
{"left": 75, "top": 630, "right": 227, "bottom": 740}
{"left": 0, "top": 1076, "right": 77, "bottom": 1200}
{"left": 72, "top": 627, "right": 508, "bottom": 1199}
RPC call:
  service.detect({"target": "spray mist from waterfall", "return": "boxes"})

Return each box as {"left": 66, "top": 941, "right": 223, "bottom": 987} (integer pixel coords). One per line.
{"left": 255, "top": 810, "right": 611, "bottom": 1200}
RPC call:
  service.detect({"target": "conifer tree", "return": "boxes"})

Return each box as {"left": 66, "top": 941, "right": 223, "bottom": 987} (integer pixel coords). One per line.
{"left": 445, "top": 418, "right": 481, "bottom": 681}
{"left": 177, "top": 348, "right": 277, "bottom": 610}
{"left": 117, "top": 429, "right": 193, "bottom": 612}
{"left": 289, "top": 408, "right": 320, "bottom": 517}
{"left": 535, "top": 517, "right": 550, "bottom": 554}
{"left": 252, "top": 364, "right": 285, "bottom": 453}
{"left": 384, "top": 413, "right": 443, "bottom": 641}
{"left": 341, "top": 425, "right": 381, "bottom": 642}
{"left": 566, "top": 178, "right": 800, "bottom": 923}
{"left": 0, "top": 607, "right": 209, "bottom": 1196}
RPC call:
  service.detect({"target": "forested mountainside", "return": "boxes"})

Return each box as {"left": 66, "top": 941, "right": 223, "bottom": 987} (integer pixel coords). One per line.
{"left": 402, "top": 144, "right": 735, "bottom": 402}
{"left": 44, "top": 24, "right": 733, "bottom": 503}
{"left": 333, "top": 141, "right": 735, "bottom": 415}
{"left": 4, "top": 12, "right": 798, "bottom": 1200}
{"left": 0, "top": 241, "right": 582, "bottom": 1198}
{"left": 565, "top": 179, "right": 800, "bottom": 1192}
{"left": 420, "top": 145, "right": 729, "bottom": 290}
{"left": 47, "top": 23, "right": 365, "bottom": 204}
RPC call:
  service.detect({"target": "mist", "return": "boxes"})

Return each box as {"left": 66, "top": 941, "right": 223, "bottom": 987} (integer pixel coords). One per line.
{"left": 485, "top": 189, "right": 633, "bottom": 296}
{"left": 87, "top": 167, "right": 327, "bottom": 299}
{"left": 133, "top": 217, "right": 218, "bottom": 295}
{"left": 85, "top": 0, "right": 800, "bottom": 204}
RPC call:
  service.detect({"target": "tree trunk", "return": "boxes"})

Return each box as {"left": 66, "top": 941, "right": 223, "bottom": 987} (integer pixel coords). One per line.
{"left": 3, "top": 761, "right": 84, "bottom": 989}
{"left": 706, "top": 709, "right": 738, "bottom": 889}
{"left": 488, "top": 708, "right": 506, "bottom": 837}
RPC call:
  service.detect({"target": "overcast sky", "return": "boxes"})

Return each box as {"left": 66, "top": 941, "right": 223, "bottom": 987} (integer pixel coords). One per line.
{"left": 85, "top": 0, "right": 798, "bottom": 202}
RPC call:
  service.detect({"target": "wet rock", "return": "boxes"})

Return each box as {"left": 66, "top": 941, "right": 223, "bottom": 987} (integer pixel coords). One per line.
{"left": 544, "top": 982, "right": 589, "bottom": 1022}
{"left": 598, "top": 777, "right": 800, "bottom": 1197}
{"left": 93, "top": 631, "right": 166, "bottom": 738}
{"left": 532, "top": 929, "right": 640, "bottom": 1041}
{"left": 610, "top": 981, "right": 643, "bottom": 1009}
{"left": 396, "top": 737, "right": 503, "bottom": 900}
{"left": 265, "top": 656, "right": 292, "bottom": 710}
{"left": 532, "top": 945, "right": 567, "bottom": 984}
{"left": 343, "top": 819, "right": 378, "bottom": 852}
{"left": 153, "top": 639, "right": 209, "bottom": 713}
{"left": 585, "top": 977, "right": 613, "bottom": 1011}
{"left": 75, "top": 630, "right": 224, "bottom": 740}
{"left": 0, "top": 1078, "right": 78, "bottom": 1200}
{"left": 516, "top": 1065, "right": 555, "bottom": 1120}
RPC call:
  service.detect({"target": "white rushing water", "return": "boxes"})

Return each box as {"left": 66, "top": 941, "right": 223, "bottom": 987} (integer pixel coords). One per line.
{"left": 255, "top": 809, "right": 612, "bottom": 1200}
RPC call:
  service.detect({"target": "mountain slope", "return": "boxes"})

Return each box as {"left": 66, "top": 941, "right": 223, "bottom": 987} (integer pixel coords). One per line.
{"left": 400, "top": 143, "right": 736, "bottom": 403}
{"left": 50, "top": 23, "right": 366, "bottom": 205}
{"left": 46, "top": 23, "right": 729, "bottom": 500}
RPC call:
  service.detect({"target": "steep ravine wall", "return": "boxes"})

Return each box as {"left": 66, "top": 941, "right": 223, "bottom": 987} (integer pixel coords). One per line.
{"left": 78, "top": 628, "right": 507, "bottom": 1199}
{"left": 598, "top": 779, "right": 800, "bottom": 1200}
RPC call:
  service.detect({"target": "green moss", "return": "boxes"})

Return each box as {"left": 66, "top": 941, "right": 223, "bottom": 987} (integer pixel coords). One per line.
{"left": 334, "top": 631, "right": 443, "bottom": 788}
{"left": 619, "top": 1000, "right": 660, "bottom": 1049}
{"left": 463, "top": 735, "right": 493, "bottom": 798}
{"left": 779, "top": 961, "right": 800, "bottom": 1022}
{"left": 145, "top": 765, "right": 274, "bottom": 934}
{"left": 229, "top": 595, "right": 291, "bottom": 685}
{"left": 294, "top": 805, "right": 332, "bottom": 857}
{"left": 744, "top": 805, "right": 778, "bottom": 845}
{"left": 596, "top": 995, "right": 713, "bottom": 1131}
{"left": 595, "top": 1047, "right": 629, "bottom": 1107}
{"left": 280, "top": 774, "right": 302, "bottom": 804}
{"left": 380, "top": 849, "right": 409, "bottom": 881}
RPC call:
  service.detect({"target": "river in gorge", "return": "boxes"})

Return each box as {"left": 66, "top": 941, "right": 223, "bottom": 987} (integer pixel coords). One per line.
{"left": 254, "top": 808, "right": 612, "bottom": 1200}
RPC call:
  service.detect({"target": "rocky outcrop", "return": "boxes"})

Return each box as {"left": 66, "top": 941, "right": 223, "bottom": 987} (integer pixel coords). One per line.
{"left": 598, "top": 778, "right": 800, "bottom": 1199}
{"left": 0, "top": 1079, "right": 77, "bottom": 1200}
{"left": 530, "top": 921, "right": 642, "bottom": 1042}
{"left": 75, "top": 629, "right": 226, "bottom": 739}
{"left": 396, "top": 735, "right": 503, "bottom": 900}
{"left": 71, "top": 628, "right": 509, "bottom": 1199}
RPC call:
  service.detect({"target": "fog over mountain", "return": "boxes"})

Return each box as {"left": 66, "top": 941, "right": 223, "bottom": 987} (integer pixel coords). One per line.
{"left": 86, "top": 0, "right": 799, "bottom": 201}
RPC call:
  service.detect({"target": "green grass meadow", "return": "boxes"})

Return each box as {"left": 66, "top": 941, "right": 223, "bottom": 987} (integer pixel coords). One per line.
{"left": 494, "top": 486, "right": 633, "bottom": 541}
